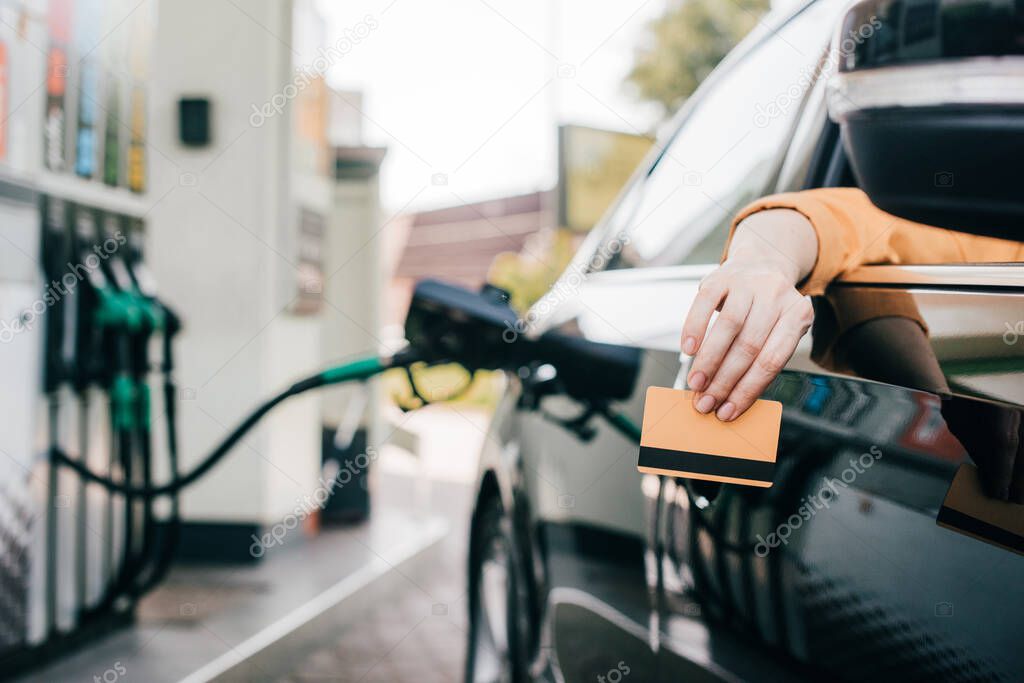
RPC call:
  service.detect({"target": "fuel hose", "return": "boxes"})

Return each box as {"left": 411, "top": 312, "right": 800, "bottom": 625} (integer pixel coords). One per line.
{"left": 52, "top": 353, "right": 411, "bottom": 497}
{"left": 52, "top": 346, "right": 645, "bottom": 499}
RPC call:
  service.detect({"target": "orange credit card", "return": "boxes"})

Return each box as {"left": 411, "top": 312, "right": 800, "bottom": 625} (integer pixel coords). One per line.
{"left": 937, "top": 463, "right": 1024, "bottom": 556}
{"left": 637, "top": 386, "right": 782, "bottom": 487}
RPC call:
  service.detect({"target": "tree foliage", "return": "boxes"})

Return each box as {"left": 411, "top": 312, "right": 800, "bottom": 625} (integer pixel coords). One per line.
{"left": 628, "top": 0, "right": 770, "bottom": 117}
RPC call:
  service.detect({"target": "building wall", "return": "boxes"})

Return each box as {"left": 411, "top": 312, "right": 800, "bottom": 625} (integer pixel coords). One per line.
{"left": 389, "top": 190, "right": 553, "bottom": 324}
{"left": 148, "top": 0, "right": 326, "bottom": 527}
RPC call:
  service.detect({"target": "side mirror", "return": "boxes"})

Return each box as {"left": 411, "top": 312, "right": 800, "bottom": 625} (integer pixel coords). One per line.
{"left": 827, "top": 0, "right": 1024, "bottom": 241}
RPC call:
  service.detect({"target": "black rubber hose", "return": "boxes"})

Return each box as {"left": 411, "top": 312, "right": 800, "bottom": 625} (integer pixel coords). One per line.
{"left": 134, "top": 312, "right": 182, "bottom": 594}
{"left": 53, "top": 353, "right": 406, "bottom": 498}
{"left": 44, "top": 398, "right": 59, "bottom": 637}
{"left": 126, "top": 420, "right": 156, "bottom": 596}
{"left": 56, "top": 376, "right": 311, "bottom": 498}
{"left": 132, "top": 351, "right": 157, "bottom": 596}
{"left": 121, "top": 317, "right": 162, "bottom": 599}
{"left": 133, "top": 373, "right": 180, "bottom": 594}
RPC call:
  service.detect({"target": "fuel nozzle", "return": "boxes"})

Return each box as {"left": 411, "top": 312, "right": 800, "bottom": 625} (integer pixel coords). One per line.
{"left": 403, "top": 279, "right": 522, "bottom": 371}
{"left": 403, "top": 279, "right": 641, "bottom": 402}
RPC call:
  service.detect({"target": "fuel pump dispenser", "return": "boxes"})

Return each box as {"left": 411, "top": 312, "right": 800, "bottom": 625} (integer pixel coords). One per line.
{"left": 34, "top": 198, "right": 185, "bottom": 663}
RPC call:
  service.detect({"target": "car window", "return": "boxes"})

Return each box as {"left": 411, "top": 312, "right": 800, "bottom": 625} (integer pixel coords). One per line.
{"left": 596, "top": 0, "right": 838, "bottom": 271}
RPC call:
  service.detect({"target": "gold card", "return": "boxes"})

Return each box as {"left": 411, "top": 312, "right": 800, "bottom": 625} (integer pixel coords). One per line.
{"left": 637, "top": 386, "right": 782, "bottom": 487}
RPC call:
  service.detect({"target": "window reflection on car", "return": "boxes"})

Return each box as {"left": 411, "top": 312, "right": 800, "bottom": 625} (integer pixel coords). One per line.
{"left": 598, "top": 2, "right": 834, "bottom": 271}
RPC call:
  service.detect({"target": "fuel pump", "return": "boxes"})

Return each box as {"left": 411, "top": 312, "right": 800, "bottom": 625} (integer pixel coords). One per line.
{"left": 40, "top": 200, "right": 140, "bottom": 634}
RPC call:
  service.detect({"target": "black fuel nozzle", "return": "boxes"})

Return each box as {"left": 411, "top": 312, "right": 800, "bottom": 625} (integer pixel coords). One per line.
{"left": 40, "top": 195, "right": 75, "bottom": 392}
{"left": 403, "top": 279, "right": 524, "bottom": 372}
{"left": 69, "top": 205, "right": 117, "bottom": 389}
{"left": 123, "top": 216, "right": 168, "bottom": 339}
{"left": 403, "top": 279, "right": 641, "bottom": 402}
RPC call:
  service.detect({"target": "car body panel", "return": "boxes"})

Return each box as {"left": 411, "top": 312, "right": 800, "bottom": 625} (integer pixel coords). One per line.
{"left": 465, "top": 0, "right": 1024, "bottom": 678}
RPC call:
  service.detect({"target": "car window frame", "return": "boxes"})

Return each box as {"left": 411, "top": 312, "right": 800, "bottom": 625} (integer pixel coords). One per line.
{"left": 797, "top": 96, "right": 1024, "bottom": 284}
{"left": 557, "top": 1, "right": 827, "bottom": 280}
{"left": 577, "top": 0, "right": 832, "bottom": 275}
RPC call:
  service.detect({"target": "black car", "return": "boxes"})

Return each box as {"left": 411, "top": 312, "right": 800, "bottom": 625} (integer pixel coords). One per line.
{"left": 462, "top": 0, "right": 1024, "bottom": 680}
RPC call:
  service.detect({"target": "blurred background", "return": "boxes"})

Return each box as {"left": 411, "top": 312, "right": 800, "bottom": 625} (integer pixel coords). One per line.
{"left": 0, "top": 0, "right": 782, "bottom": 680}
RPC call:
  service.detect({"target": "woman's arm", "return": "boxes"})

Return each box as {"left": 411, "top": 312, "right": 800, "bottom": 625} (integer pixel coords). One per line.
{"left": 681, "top": 208, "right": 818, "bottom": 421}
{"left": 682, "top": 187, "right": 1024, "bottom": 422}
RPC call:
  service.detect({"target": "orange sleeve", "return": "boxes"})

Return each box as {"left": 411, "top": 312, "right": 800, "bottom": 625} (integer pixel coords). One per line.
{"left": 722, "top": 188, "right": 1022, "bottom": 380}
{"left": 724, "top": 188, "right": 1024, "bottom": 296}
{"left": 726, "top": 187, "right": 907, "bottom": 295}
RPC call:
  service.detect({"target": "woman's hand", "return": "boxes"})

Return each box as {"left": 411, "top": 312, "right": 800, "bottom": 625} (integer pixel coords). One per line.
{"left": 681, "top": 209, "right": 819, "bottom": 421}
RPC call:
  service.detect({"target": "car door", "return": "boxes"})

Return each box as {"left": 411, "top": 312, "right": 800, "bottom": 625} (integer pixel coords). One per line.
{"left": 525, "top": 3, "right": 848, "bottom": 680}
{"left": 646, "top": 77, "right": 1024, "bottom": 683}
{"left": 664, "top": 264, "right": 1024, "bottom": 681}
{"left": 514, "top": 270, "right": 699, "bottom": 683}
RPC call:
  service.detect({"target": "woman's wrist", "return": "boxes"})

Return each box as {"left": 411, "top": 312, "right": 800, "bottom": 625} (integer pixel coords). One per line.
{"left": 724, "top": 244, "right": 803, "bottom": 285}
{"left": 726, "top": 209, "right": 818, "bottom": 285}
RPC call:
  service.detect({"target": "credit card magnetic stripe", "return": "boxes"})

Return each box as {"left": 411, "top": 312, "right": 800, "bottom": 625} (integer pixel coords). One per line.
{"left": 638, "top": 446, "right": 777, "bottom": 482}
{"left": 936, "top": 507, "right": 1024, "bottom": 554}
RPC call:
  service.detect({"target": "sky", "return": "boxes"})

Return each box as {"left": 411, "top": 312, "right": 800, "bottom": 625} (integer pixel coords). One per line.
{"left": 315, "top": 0, "right": 668, "bottom": 212}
